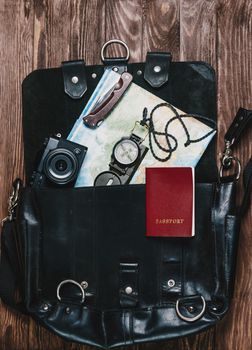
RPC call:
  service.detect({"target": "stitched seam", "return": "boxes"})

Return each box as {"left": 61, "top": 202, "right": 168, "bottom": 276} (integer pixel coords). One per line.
{"left": 211, "top": 183, "right": 218, "bottom": 295}
{"left": 101, "top": 311, "right": 107, "bottom": 348}
{"left": 182, "top": 242, "right": 185, "bottom": 296}
{"left": 158, "top": 239, "right": 163, "bottom": 305}
{"left": 130, "top": 311, "right": 134, "bottom": 344}
{"left": 93, "top": 187, "right": 98, "bottom": 306}
{"left": 122, "top": 310, "right": 126, "bottom": 344}
{"left": 31, "top": 190, "right": 42, "bottom": 299}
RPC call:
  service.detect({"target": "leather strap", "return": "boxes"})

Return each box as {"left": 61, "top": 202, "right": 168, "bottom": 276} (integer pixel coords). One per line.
{"left": 161, "top": 241, "right": 182, "bottom": 301}
{"left": 144, "top": 52, "right": 172, "bottom": 88}
{"left": 103, "top": 58, "right": 128, "bottom": 74}
{"left": 223, "top": 107, "right": 252, "bottom": 216}
{"left": 62, "top": 60, "right": 87, "bottom": 99}
{"left": 119, "top": 262, "right": 139, "bottom": 307}
{"left": 225, "top": 107, "right": 252, "bottom": 146}
{"left": 0, "top": 221, "right": 25, "bottom": 312}
{"left": 240, "top": 157, "right": 252, "bottom": 216}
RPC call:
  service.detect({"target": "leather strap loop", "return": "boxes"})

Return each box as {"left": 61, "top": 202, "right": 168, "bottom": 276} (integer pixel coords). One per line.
{"left": 161, "top": 242, "right": 182, "bottom": 300}
{"left": 119, "top": 262, "right": 139, "bottom": 307}
{"left": 62, "top": 60, "right": 87, "bottom": 99}
{"left": 225, "top": 107, "right": 252, "bottom": 146}
{"left": 144, "top": 52, "right": 172, "bottom": 88}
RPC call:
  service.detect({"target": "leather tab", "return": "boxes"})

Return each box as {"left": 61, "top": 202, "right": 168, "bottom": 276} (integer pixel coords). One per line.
{"left": 62, "top": 60, "right": 87, "bottom": 99}
{"left": 161, "top": 243, "right": 182, "bottom": 300}
{"left": 103, "top": 58, "right": 127, "bottom": 74}
{"left": 119, "top": 262, "right": 138, "bottom": 307}
{"left": 225, "top": 107, "right": 252, "bottom": 146}
{"left": 144, "top": 52, "right": 172, "bottom": 88}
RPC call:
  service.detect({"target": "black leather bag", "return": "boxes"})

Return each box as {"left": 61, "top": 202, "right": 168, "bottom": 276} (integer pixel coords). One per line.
{"left": 0, "top": 45, "right": 251, "bottom": 348}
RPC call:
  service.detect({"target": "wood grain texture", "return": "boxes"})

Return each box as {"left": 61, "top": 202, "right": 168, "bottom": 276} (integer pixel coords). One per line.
{"left": 0, "top": 0, "right": 33, "bottom": 347}
{"left": 215, "top": 1, "right": 252, "bottom": 349}
{"left": 142, "top": 0, "right": 180, "bottom": 59}
{"left": 0, "top": 0, "right": 251, "bottom": 349}
{"left": 180, "top": 0, "right": 217, "bottom": 67}
{"left": 33, "top": 0, "right": 71, "bottom": 69}
{"left": 105, "top": 0, "right": 143, "bottom": 62}
{"left": 69, "top": 0, "right": 106, "bottom": 65}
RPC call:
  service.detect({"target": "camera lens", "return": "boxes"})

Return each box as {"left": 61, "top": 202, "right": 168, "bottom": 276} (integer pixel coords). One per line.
{"left": 55, "top": 159, "right": 68, "bottom": 172}
{"left": 44, "top": 148, "right": 78, "bottom": 185}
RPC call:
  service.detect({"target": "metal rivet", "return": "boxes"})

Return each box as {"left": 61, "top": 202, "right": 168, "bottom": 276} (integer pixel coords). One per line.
{"left": 167, "top": 279, "right": 175, "bottom": 288}
{"left": 65, "top": 307, "right": 71, "bottom": 314}
{"left": 187, "top": 306, "right": 195, "bottom": 313}
{"left": 137, "top": 70, "right": 142, "bottom": 76}
{"left": 92, "top": 73, "right": 97, "bottom": 79}
{"left": 153, "top": 65, "right": 161, "bottom": 73}
{"left": 113, "top": 67, "right": 119, "bottom": 72}
{"left": 81, "top": 281, "right": 88, "bottom": 289}
{"left": 125, "top": 286, "right": 133, "bottom": 295}
{"left": 212, "top": 306, "right": 218, "bottom": 311}
{"left": 235, "top": 123, "right": 239, "bottom": 127}
{"left": 239, "top": 116, "right": 244, "bottom": 121}
{"left": 42, "top": 303, "right": 49, "bottom": 311}
{"left": 71, "top": 76, "right": 79, "bottom": 84}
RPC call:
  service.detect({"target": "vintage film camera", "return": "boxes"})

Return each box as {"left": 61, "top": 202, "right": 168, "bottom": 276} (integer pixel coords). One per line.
{"left": 30, "top": 136, "right": 87, "bottom": 187}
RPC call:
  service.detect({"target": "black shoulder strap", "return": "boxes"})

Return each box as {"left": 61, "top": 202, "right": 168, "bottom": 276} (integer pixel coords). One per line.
{"left": 240, "top": 157, "right": 252, "bottom": 216}
{"left": 222, "top": 107, "right": 252, "bottom": 216}
{"left": 0, "top": 221, "right": 25, "bottom": 312}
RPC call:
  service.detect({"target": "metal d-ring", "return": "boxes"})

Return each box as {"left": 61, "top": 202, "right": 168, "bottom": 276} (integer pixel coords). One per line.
{"left": 57, "top": 279, "right": 86, "bottom": 304}
{"left": 101, "top": 39, "right": 130, "bottom": 62}
{"left": 176, "top": 296, "right": 206, "bottom": 322}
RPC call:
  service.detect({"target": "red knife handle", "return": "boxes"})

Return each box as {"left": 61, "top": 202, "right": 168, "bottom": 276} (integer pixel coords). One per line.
{"left": 83, "top": 72, "right": 133, "bottom": 129}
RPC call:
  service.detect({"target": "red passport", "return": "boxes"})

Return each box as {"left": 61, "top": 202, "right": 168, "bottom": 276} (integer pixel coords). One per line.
{"left": 146, "top": 167, "right": 195, "bottom": 237}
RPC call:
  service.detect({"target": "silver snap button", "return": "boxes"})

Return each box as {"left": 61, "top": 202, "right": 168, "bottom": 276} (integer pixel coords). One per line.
{"left": 71, "top": 76, "right": 79, "bottom": 84}
{"left": 81, "top": 281, "right": 88, "bottom": 289}
{"left": 125, "top": 286, "right": 133, "bottom": 295}
{"left": 153, "top": 65, "right": 161, "bottom": 73}
{"left": 65, "top": 307, "right": 71, "bottom": 314}
{"left": 42, "top": 303, "right": 49, "bottom": 311}
{"left": 113, "top": 67, "right": 119, "bottom": 72}
{"left": 137, "top": 70, "right": 142, "bottom": 76}
{"left": 167, "top": 279, "right": 175, "bottom": 288}
{"left": 92, "top": 73, "right": 97, "bottom": 79}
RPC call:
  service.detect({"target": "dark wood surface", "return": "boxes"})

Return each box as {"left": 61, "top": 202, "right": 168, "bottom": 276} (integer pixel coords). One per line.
{"left": 0, "top": 0, "right": 251, "bottom": 349}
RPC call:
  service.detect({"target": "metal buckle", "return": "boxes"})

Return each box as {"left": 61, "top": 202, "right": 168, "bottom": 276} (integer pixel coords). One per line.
{"left": 56, "top": 279, "right": 88, "bottom": 304}
{"left": 101, "top": 39, "right": 130, "bottom": 62}
{"left": 176, "top": 295, "right": 206, "bottom": 322}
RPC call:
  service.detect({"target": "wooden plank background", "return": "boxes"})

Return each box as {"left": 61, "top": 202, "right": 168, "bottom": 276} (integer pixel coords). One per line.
{"left": 0, "top": 0, "right": 251, "bottom": 349}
